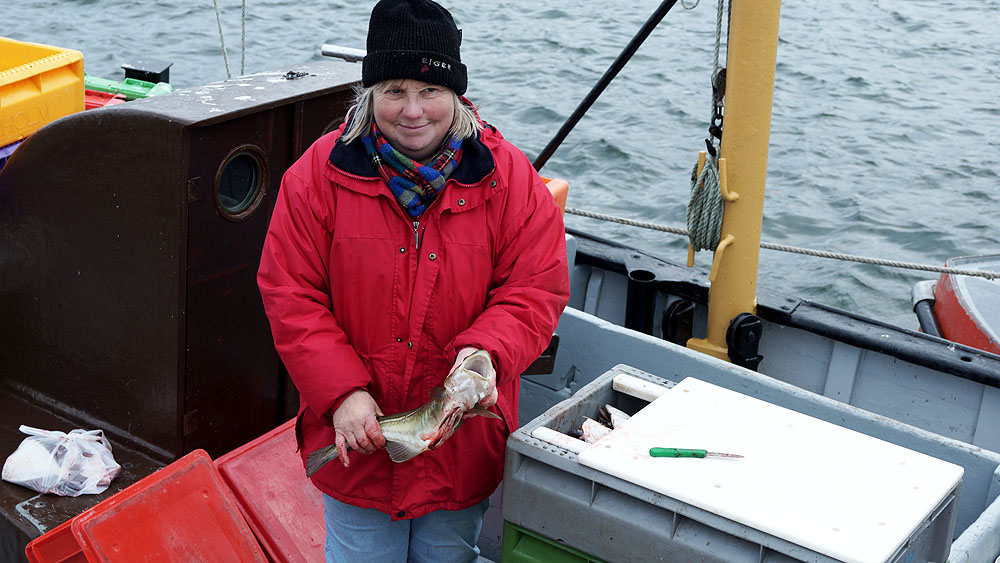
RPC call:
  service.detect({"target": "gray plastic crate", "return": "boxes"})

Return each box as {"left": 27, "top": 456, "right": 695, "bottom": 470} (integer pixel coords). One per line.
{"left": 503, "top": 364, "right": 967, "bottom": 563}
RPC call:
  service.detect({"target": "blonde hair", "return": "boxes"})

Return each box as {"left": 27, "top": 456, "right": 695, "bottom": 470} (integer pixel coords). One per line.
{"left": 340, "top": 80, "right": 482, "bottom": 145}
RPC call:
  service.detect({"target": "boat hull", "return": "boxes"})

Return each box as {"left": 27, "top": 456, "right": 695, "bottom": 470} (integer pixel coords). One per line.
{"left": 934, "top": 255, "right": 1000, "bottom": 355}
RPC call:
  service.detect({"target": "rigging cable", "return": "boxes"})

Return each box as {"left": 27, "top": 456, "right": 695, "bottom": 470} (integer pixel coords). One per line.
{"left": 212, "top": 0, "right": 232, "bottom": 79}
{"left": 241, "top": 0, "right": 247, "bottom": 75}
{"left": 565, "top": 207, "right": 1000, "bottom": 281}
{"left": 685, "top": 0, "right": 728, "bottom": 253}
{"left": 212, "top": 0, "right": 248, "bottom": 78}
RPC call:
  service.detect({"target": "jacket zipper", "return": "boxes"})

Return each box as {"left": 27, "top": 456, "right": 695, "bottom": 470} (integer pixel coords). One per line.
{"left": 412, "top": 221, "right": 421, "bottom": 250}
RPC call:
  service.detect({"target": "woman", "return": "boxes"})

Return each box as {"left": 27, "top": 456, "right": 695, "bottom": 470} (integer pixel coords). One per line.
{"left": 257, "top": 0, "right": 570, "bottom": 561}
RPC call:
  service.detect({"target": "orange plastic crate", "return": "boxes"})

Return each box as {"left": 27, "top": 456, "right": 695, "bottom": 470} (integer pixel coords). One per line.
{"left": 215, "top": 418, "right": 325, "bottom": 563}
{"left": 0, "top": 37, "right": 84, "bottom": 146}
{"left": 540, "top": 176, "right": 569, "bottom": 215}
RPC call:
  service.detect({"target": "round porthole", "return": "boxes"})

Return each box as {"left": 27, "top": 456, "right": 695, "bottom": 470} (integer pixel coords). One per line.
{"left": 215, "top": 145, "right": 266, "bottom": 220}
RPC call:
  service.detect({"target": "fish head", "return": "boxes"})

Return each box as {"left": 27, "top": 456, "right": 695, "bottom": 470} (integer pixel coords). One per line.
{"left": 443, "top": 349, "right": 495, "bottom": 409}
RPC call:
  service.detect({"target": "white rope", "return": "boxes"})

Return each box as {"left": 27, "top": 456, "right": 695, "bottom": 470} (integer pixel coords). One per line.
{"left": 212, "top": 0, "right": 232, "bottom": 79}
{"left": 712, "top": 0, "right": 724, "bottom": 74}
{"left": 565, "top": 207, "right": 1000, "bottom": 281}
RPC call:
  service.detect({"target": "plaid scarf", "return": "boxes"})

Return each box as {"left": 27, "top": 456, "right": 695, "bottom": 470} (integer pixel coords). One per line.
{"left": 361, "top": 123, "right": 464, "bottom": 218}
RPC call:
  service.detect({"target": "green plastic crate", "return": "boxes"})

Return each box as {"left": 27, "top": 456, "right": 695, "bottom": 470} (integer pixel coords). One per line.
{"left": 84, "top": 73, "right": 173, "bottom": 100}
{"left": 502, "top": 521, "right": 603, "bottom": 563}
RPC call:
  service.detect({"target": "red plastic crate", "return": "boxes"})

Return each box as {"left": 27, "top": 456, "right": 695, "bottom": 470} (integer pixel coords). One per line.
{"left": 25, "top": 449, "right": 267, "bottom": 562}
{"left": 215, "top": 418, "right": 325, "bottom": 563}
{"left": 83, "top": 89, "right": 126, "bottom": 110}
{"left": 23, "top": 517, "right": 86, "bottom": 563}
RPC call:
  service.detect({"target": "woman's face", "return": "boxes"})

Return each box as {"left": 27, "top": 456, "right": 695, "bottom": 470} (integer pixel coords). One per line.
{"left": 373, "top": 79, "right": 456, "bottom": 163}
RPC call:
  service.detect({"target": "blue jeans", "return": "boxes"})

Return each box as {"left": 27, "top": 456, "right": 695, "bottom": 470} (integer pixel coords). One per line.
{"left": 323, "top": 494, "right": 490, "bottom": 563}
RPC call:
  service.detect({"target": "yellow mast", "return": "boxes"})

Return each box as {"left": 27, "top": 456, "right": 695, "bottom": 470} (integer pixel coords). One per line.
{"left": 687, "top": 0, "right": 782, "bottom": 363}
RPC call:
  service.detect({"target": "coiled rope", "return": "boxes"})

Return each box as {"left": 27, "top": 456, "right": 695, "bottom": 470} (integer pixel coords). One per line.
{"left": 686, "top": 155, "right": 723, "bottom": 252}
{"left": 566, "top": 207, "right": 1000, "bottom": 281}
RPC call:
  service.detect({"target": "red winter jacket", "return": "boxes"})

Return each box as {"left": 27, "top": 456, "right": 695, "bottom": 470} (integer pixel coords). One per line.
{"left": 257, "top": 118, "right": 569, "bottom": 520}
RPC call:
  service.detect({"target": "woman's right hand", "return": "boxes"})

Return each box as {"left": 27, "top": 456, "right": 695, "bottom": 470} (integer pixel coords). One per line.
{"left": 332, "top": 390, "right": 386, "bottom": 468}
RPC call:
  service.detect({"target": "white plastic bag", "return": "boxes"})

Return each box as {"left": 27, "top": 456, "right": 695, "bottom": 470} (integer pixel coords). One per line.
{"left": 2, "top": 425, "right": 121, "bottom": 496}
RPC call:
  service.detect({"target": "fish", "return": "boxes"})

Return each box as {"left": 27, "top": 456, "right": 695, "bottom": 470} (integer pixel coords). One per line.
{"left": 580, "top": 417, "right": 611, "bottom": 444}
{"left": 305, "top": 349, "right": 501, "bottom": 476}
{"left": 604, "top": 404, "right": 630, "bottom": 428}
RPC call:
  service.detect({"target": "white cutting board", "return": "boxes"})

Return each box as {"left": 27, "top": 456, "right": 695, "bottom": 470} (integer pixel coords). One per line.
{"left": 576, "top": 377, "right": 963, "bottom": 563}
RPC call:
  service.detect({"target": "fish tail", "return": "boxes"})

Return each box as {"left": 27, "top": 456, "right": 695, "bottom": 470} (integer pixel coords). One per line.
{"left": 305, "top": 444, "right": 340, "bottom": 477}
{"left": 468, "top": 405, "right": 501, "bottom": 419}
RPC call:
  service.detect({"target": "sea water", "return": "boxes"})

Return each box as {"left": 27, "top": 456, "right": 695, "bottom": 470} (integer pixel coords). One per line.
{"left": 7, "top": 0, "right": 999, "bottom": 329}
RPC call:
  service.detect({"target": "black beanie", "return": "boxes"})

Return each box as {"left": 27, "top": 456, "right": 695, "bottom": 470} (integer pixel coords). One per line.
{"left": 363, "top": 0, "right": 468, "bottom": 95}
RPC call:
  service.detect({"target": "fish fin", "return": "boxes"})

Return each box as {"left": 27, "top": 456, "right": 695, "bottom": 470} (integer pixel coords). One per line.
{"left": 305, "top": 445, "right": 340, "bottom": 477}
{"left": 385, "top": 440, "right": 424, "bottom": 463}
{"left": 468, "top": 405, "right": 501, "bottom": 419}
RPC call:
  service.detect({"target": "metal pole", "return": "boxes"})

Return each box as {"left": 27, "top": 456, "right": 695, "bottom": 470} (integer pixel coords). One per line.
{"left": 532, "top": 0, "right": 680, "bottom": 171}
{"left": 687, "top": 0, "right": 782, "bottom": 362}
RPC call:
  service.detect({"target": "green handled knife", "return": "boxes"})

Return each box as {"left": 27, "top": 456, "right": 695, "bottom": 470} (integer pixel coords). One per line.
{"left": 649, "top": 447, "right": 743, "bottom": 459}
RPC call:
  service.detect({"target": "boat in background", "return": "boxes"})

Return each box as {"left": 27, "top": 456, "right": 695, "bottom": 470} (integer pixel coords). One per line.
{"left": 914, "top": 255, "right": 1000, "bottom": 356}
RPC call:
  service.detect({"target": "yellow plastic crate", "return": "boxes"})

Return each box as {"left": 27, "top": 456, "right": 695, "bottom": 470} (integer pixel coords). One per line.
{"left": 1, "top": 37, "right": 84, "bottom": 147}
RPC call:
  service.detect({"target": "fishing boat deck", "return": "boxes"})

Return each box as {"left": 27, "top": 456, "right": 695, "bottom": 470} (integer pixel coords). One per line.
{"left": 3, "top": 52, "right": 1000, "bottom": 561}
